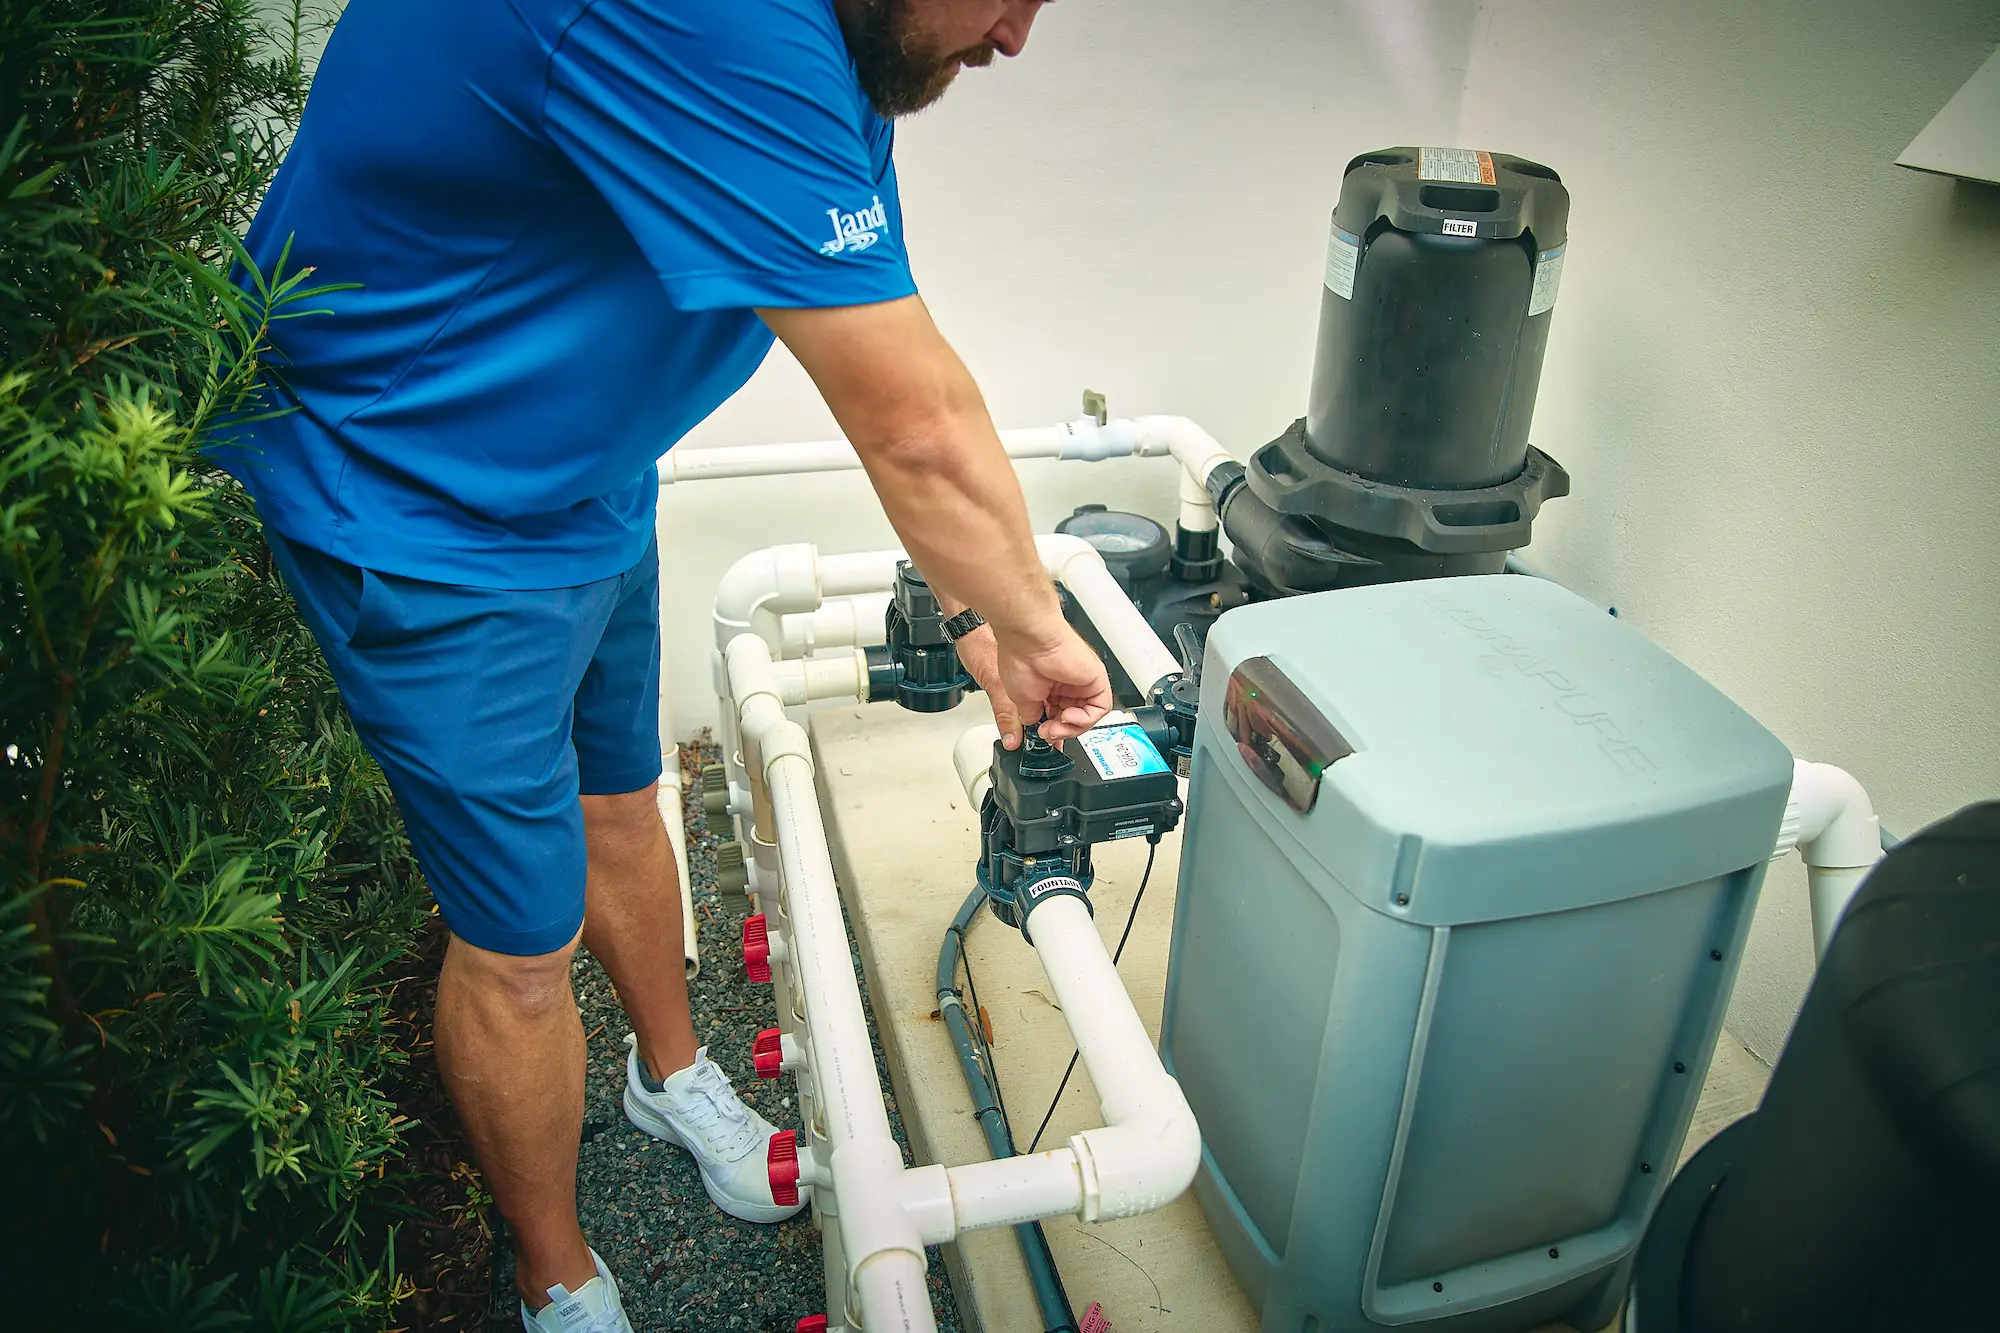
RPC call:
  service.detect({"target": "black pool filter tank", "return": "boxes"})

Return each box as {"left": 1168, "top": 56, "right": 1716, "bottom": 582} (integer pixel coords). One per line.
{"left": 1209, "top": 147, "right": 1573, "bottom": 595}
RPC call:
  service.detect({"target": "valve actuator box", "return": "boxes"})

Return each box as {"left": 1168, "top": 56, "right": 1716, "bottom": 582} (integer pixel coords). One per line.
{"left": 978, "top": 718, "right": 1182, "bottom": 930}
{"left": 1161, "top": 573, "right": 1793, "bottom": 1333}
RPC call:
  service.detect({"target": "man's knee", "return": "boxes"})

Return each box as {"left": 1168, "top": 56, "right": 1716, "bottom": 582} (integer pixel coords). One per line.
{"left": 443, "top": 929, "right": 581, "bottom": 1022}
{"left": 581, "top": 781, "right": 665, "bottom": 849}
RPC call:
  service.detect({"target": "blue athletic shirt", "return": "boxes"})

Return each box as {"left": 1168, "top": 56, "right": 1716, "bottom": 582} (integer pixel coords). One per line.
{"left": 221, "top": 0, "right": 915, "bottom": 588}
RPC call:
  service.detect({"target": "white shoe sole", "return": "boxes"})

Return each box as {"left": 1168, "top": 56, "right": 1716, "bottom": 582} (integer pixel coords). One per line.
{"left": 622, "top": 1085, "right": 805, "bottom": 1224}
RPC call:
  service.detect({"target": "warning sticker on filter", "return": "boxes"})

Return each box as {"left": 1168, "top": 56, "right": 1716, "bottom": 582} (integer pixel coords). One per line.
{"left": 1419, "top": 147, "right": 1496, "bottom": 184}
{"left": 1324, "top": 225, "right": 1361, "bottom": 299}
{"left": 1530, "top": 246, "right": 1566, "bottom": 316}
{"left": 1076, "top": 724, "right": 1170, "bottom": 782}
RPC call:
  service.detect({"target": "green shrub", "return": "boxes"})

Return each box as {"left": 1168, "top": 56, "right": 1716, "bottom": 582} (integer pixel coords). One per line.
{"left": 1, "top": 3, "right": 437, "bottom": 1325}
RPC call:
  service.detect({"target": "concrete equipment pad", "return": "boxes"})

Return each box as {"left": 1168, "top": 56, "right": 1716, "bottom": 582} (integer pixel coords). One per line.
{"left": 810, "top": 703, "right": 1770, "bottom": 1333}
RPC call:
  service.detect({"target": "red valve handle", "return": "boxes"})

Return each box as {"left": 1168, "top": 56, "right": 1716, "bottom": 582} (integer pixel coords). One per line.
{"left": 768, "top": 1128, "right": 801, "bottom": 1206}
{"left": 742, "top": 913, "right": 772, "bottom": 984}
{"left": 795, "top": 1318, "right": 828, "bottom": 1333}
{"left": 752, "top": 1026, "right": 784, "bottom": 1079}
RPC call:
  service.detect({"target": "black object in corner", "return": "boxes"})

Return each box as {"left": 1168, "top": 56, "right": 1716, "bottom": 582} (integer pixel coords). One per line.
{"left": 1629, "top": 801, "right": 2000, "bottom": 1333}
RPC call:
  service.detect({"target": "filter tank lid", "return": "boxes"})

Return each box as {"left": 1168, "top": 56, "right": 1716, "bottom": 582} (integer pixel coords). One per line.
{"left": 1199, "top": 575, "right": 1794, "bottom": 924}
{"left": 1333, "top": 148, "right": 1569, "bottom": 249}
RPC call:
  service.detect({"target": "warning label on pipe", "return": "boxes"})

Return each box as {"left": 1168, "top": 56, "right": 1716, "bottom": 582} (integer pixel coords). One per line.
{"left": 1076, "top": 724, "right": 1170, "bottom": 782}
{"left": 1419, "top": 147, "right": 1496, "bottom": 184}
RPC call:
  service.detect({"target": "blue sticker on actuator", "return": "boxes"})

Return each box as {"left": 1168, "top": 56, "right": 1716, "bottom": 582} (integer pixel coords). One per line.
{"left": 1075, "top": 724, "right": 1170, "bottom": 782}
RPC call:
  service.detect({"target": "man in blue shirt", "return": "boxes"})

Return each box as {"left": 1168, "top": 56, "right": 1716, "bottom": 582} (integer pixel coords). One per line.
{"left": 226, "top": 1, "right": 1104, "bottom": 1328}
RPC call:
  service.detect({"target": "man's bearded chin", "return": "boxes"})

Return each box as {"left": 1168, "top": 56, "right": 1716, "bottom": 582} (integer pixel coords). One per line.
{"left": 841, "top": 0, "right": 997, "bottom": 118}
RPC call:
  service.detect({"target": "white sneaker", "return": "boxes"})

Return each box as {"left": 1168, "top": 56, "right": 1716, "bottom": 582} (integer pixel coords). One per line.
{"left": 622, "top": 1038, "right": 806, "bottom": 1223}
{"left": 520, "top": 1248, "right": 634, "bottom": 1333}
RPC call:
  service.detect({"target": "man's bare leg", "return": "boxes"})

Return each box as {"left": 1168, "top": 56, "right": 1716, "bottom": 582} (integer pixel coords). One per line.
{"left": 433, "top": 784, "right": 697, "bottom": 1308}
{"left": 434, "top": 929, "right": 596, "bottom": 1306}
{"left": 580, "top": 782, "right": 700, "bottom": 1083}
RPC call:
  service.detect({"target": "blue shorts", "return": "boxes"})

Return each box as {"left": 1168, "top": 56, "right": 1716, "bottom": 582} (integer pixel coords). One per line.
{"left": 268, "top": 530, "right": 664, "bottom": 955}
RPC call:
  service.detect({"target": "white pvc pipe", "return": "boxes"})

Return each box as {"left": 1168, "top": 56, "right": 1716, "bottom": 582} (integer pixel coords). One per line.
{"left": 1036, "top": 533, "right": 1183, "bottom": 695}
{"left": 1131, "top": 415, "right": 1234, "bottom": 535}
{"left": 942, "top": 1151, "right": 1088, "bottom": 1233}
{"left": 715, "top": 538, "right": 1183, "bottom": 718}
{"left": 773, "top": 651, "right": 872, "bottom": 708}
{"left": 780, "top": 592, "right": 892, "bottom": 660}
{"left": 659, "top": 416, "right": 1170, "bottom": 486}
{"left": 1023, "top": 894, "right": 1203, "bottom": 1221}
{"left": 653, "top": 580, "right": 700, "bottom": 979}
{"left": 708, "top": 559, "right": 1198, "bottom": 1328}
{"left": 657, "top": 749, "right": 699, "bottom": 978}
{"left": 662, "top": 416, "right": 1235, "bottom": 538}
{"left": 724, "top": 636, "right": 937, "bottom": 1333}
{"left": 953, "top": 724, "right": 1000, "bottom": 810}
{"left": 853, "top": 1250, "right": 931, "bottom": 1333}
{"left": 713, "top": 542, "right": 821, "bottom": 652}
{"left": 1772, "top": 759, "right": 1885, "bottom": 958}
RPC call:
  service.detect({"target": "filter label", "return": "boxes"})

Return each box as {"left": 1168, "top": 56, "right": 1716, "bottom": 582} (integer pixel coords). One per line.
{"left": 1530, "top": 246, "right": 1566, "bottom": 316}
{"left": 1077, "top": 724, "right": 1170, "bottom": 782}
{"left": 1324, "top": 225, "right": 1361, "bottom": 300}
{"left": 1419, "top": 147, "right": 1496, "bottom": 184}
{"left": 1442, "top": 218, "right": 1477, "bottom": 237}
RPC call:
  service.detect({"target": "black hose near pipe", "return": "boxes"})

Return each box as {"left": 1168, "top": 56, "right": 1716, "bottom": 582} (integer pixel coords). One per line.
{"left": 937, "top": 884, "right": 1079, "bottom": 1333}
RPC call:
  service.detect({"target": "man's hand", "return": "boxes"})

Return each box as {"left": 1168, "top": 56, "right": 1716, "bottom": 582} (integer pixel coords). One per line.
{"left": 949, "top": 607, "right": 1112, "bottom": 747}
{"left": 950, "top": 624, "right": 1023, "bottom": 746}
{"left": 955, "top": 622, "right": 1112, "bottom": 746}
{"left": 758, "top": 297, "right": 1113, "bottom": 742}
{"left": 993, "top": 623, "right": 1114, "bottom": 742}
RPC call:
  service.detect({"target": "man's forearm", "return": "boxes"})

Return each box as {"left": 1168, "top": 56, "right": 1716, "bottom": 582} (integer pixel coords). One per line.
{"left": 853, "top": 410, "right": 1060, "bottom": 647}
{"left": 759, "top": 299, "right": 1062, "bottom": 649}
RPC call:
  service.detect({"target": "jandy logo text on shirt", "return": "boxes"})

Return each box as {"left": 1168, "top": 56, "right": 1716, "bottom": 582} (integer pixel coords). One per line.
{"left": 819, "top": 196, "right": 887, "bottom": 255}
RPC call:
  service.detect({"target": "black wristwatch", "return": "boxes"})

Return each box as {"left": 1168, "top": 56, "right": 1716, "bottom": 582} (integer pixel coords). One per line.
{"left": 940, "top": 608, "right": 986, "bottom": 642}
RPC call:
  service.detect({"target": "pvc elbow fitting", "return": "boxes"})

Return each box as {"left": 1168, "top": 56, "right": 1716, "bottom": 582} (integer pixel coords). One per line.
{"left": 1069, "top": 1086, "right": 1202, "bottom": 1222}
{"left": 713, "top": 543, "right": 823, "bottom": 651}
{"left": 1777, "top": 759, "right": 1884, "bottom": 869}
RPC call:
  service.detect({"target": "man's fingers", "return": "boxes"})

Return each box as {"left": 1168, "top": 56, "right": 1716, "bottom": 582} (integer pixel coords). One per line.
{"left": 1038, "top": 702, "right": 1110, "bottom": 741}
{"left": 991, "top": 698, "right": 1023, "bottom": 750}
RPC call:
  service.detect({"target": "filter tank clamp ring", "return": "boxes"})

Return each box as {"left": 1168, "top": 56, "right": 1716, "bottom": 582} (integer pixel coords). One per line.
{"left": 1245, "top": 418, "right": 1571, "bottom": 555}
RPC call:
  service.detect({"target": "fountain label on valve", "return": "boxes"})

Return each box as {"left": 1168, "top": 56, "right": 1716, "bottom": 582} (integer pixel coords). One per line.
{"left": 1077, "top": 724, "right": 1171, "bottom": 782}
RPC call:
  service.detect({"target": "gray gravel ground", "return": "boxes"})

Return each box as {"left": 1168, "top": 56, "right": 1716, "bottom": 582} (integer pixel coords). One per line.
{"left": 493, "top": 741, "right": 964, "bottom": 1333}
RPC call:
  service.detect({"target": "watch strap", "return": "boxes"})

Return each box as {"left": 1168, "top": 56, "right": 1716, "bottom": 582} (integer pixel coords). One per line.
{"left": 941, "top": 608, "right": 986, "bottom": 642}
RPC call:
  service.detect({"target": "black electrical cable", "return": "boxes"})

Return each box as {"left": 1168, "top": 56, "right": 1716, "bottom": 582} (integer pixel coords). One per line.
{"left": 1026, "top": 838, "right": 1158, "bottom": 1155}
{"left": 939, "top": 886, "right": 1077, "bottom": 1332}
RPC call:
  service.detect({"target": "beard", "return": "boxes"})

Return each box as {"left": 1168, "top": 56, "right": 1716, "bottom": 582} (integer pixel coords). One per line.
{"left": 838, "top": 0, "right": 997, "bottom": 118}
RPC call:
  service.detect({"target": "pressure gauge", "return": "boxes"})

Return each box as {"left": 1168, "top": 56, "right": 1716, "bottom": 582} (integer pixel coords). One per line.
{"left": 1056, "top": 505, "right": 1171, "bottom": 584}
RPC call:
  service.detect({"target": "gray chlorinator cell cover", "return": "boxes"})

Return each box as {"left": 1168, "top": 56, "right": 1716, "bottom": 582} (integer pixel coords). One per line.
{"left": 1160, "top": 573, "right": 1794, "bottom": 1333}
